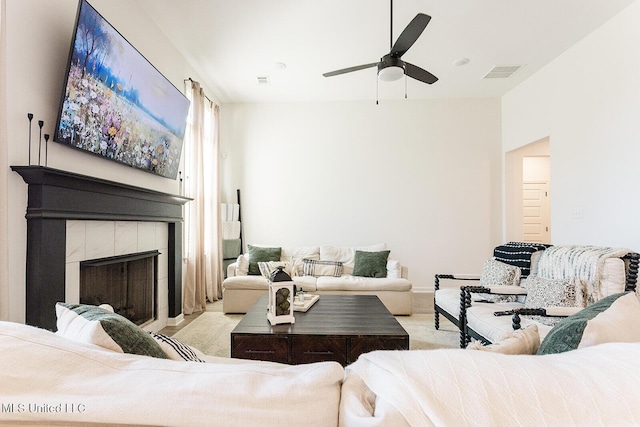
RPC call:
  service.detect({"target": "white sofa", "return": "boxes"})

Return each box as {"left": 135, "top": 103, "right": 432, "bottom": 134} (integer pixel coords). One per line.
{"left": 341, "top": 341, "right": 640, "bottom": 426}
{"left": 4, "top": 318, "right": 640, "bottom": 426}
{"left": 0, "top": 320, "right": 343, "bottom": 427}
{"left": 223, "top": 244, "right": 413, "bottom": 315}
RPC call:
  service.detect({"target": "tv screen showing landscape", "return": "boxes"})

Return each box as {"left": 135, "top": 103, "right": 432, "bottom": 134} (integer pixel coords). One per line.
{"left": 54, "top": 0, "right": 190, "bottom": 179}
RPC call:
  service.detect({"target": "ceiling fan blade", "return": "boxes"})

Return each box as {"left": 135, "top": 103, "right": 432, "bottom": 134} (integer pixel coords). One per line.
{"left": 323, "top": 62, "right": 379, "bottom": 77}
{"left": 390, "top": 13, "right": 431, "bottom": 58}
{"left": 405, "top": 62, "right": 438, "bottom": 84}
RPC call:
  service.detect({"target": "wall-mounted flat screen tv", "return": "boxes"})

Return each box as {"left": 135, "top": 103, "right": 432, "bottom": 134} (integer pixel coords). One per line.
{"left": 54, "top": 0, "right": 190, "bottom": 179}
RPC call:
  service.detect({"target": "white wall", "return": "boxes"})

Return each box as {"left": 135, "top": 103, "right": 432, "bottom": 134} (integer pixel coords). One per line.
{"left": 220, "top": 98, "right": 503, "bottom": 291}
{"left": 503, "top": 0, "right": 640, "bottom": 249}
{"left": 0, "top": 0, "right": 8, "bottom": 320}
{"left": 1, "top": 0, "right": 215, "bottom": 322}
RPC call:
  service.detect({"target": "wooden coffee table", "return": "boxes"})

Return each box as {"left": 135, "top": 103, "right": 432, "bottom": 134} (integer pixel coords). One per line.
{"left": 230, "top": 294, "right": 409, "bottom": 365}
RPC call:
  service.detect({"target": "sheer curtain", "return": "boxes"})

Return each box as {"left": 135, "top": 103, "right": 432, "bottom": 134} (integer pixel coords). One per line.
{"left": 182, "top": 80, "right": 223, "bottom": 315}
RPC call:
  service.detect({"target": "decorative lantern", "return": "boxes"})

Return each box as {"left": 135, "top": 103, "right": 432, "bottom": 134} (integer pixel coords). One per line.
{"left": 267, "top": 266, "right": 295, "bottom": 325}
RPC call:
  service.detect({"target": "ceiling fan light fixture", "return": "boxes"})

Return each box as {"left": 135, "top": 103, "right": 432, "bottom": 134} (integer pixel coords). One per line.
{"left": 378, "top": 65, "right": 404, "bottom": 81}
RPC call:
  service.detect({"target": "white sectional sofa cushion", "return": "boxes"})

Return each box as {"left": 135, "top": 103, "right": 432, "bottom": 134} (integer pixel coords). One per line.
{"left": 434, "top": 288, "right": 462, "bottom": 320}
{"left": 466, "top": 301, "right": 553, "bottom": 343}
{"left": 341, "top": 342, "right": 640, "bottom": 426}
{"left": 224, "top": 275, "right": 283, "bottom": 291}
{"left": 224, "top": 274, "right": 320, "bottom": 291}
{"left": 315, "top": 275, "right": 411, "bottom": 292}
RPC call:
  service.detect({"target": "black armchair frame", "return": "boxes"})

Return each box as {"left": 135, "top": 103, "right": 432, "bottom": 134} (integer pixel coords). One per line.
{"left": 459, "top": 252, "right": 640, "bottom": 347}
{"left": 434, "top": 274, "right": 480, "bottom": 348}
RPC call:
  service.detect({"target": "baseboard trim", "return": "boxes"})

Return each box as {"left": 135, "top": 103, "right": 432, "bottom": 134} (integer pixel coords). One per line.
{"left": 413, "top": 290, "right": 434, "bottom": 314}
{"left": 166, "top": 314, "right": 184, "bottom": 327}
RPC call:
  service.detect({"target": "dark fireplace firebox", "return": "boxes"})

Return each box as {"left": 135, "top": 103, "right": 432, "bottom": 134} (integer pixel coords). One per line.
{"left": 81, "top": 251, "right": 159, "bottom": 326}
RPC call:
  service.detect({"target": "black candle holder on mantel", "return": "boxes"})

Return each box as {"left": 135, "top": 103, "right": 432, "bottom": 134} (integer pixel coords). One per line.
{"left": 26, "top": 113, "right": 51, "bottom": 166}
{"left": 44, "top": 134, "right": 50, "bottom": 166}
{"left": 27, "top": 113, "right": 34, "bottom": 165}
{"left": 37, "top": 120, "right": 43, "bottom": 166}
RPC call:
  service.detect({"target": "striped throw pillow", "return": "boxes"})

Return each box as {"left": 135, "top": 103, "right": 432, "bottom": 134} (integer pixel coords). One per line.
{"left": 149, "top": 332, "right": 205, "bottom": 362}
{"left": 302, "top": 259, "right": 343, "bottom": 277}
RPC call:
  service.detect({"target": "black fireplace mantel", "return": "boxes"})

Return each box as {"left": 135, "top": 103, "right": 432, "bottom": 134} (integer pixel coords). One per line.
{"left": 12, "top": 165, "right": 191, "bottom": 330}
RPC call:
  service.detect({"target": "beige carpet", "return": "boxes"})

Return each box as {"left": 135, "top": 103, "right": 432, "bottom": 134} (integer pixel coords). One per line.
{"left": 172, "top": 312, "right": 460, "bottom": 358}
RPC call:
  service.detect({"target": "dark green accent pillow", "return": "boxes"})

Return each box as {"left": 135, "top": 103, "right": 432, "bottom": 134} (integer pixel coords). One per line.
{"left": 536, "top": 292, "right": 628, "bottom": 355}
{"left": 352, "top": 250, "right": 390, "bottom": 278}
{"left": 56, "top": 303, "right": 168, "bottom": 359}
{"left": 248, "top": 245, "right": 282, "bottom": 275}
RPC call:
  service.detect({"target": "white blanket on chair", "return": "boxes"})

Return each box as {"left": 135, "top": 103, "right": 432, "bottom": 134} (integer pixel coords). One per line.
{"left": 340, "top": 344, "right": 640, "bottom": 426}
{"left": 537, "top": 245, "right": 631, "bottom": 302}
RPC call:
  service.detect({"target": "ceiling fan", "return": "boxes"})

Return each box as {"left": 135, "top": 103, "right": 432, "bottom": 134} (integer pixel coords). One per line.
{"left": 322, "top": 1, "right": 438, "bottom": 85}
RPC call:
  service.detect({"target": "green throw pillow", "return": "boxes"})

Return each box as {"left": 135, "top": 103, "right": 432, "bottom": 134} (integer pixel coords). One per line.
{"left": 55, "top": 303, "right": 168, "bottom": 359}
{"left": 537, "top": 292, "right": 628, "bottom": 355}
{"left": 248, "top": 245, "right": 282, "bottom": 275}
{"left": 352, "top": 250, "right": 390, "bottom": 278}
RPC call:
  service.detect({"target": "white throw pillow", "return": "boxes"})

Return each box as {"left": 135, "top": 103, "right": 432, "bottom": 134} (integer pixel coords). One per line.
{"left": 278, "top": 247, "right": 321, "bottom": 276}
{"left": 578, "top": 292, "right": 640, "bottom": 348}
{"left": 467, "top": 325, "right": 540, "bottom": 355}
{"left": 56, "top": 304, "right": 123, "bottom": 353}
{"left": 98, "top": 303, "right": 115, "bottom": 312}
{"left": 257, "top": 261, "right": 295, "bottom": 278}
{"left": 235, "top": 254, "right": 249, "bottom": 276}
{"left": 538, "top": 292, "right": 640, "bottom": 354}
{"left": 280, "top": 246, "right": 320, "bottom": 261}
{"left": 55, "top": 303, "right": 167, "bottom": 358}
{"left": 319, "top": 244, "right": 388, "bottom": 265}
{"left": 479, "top": 258, "right": 522, "bottom": 287}
{"left": 521, "top": 276, "right": 587, "bottom": 327}
{"left": 386, "top": 259, "right": 402, "bottom": 279}
{"left": 476, "top": 258, "right": 522, "bottom": 302}
{"left": 529, "top": 250, "right": 544, "bottom": 276}
{"left": 599, "top": 258, "right": 627, "bottom": 298}
{"left": 523, "top": 276, "right": 586, "bottom": 309}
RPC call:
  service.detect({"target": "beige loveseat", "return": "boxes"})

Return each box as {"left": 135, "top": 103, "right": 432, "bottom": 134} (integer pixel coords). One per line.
{"left": 223, "top": 244, "right": 413, "bottom": 315}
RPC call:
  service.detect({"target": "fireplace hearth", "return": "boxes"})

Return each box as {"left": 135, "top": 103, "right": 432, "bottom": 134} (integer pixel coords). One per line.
{"left": 12, "top": 166, "right": 190, "bottom": 330}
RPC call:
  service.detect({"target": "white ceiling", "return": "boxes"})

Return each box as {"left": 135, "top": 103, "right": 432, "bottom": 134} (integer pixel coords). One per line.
{"left": 137, "top": 0, "right": 636, "bottom": 104}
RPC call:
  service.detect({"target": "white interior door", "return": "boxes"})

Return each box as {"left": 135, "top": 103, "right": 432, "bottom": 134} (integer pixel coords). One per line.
{"left": 523, "top": 181, "right": 551, "bottom": 243}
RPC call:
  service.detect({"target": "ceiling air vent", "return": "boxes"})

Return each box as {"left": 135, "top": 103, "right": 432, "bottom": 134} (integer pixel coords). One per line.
{"left": 257, "top": 76, "right": 271, "bottom": 86}
{"left": 483, "top": 65, "right": 523, "bottom": 79}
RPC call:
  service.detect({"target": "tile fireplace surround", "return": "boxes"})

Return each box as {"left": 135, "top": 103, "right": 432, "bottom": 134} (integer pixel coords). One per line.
{"left": 12, "top": 166, "right": 190, "bottom": 331}
{"left": 67, "top": 220, "right": 168, "bottom": 331}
